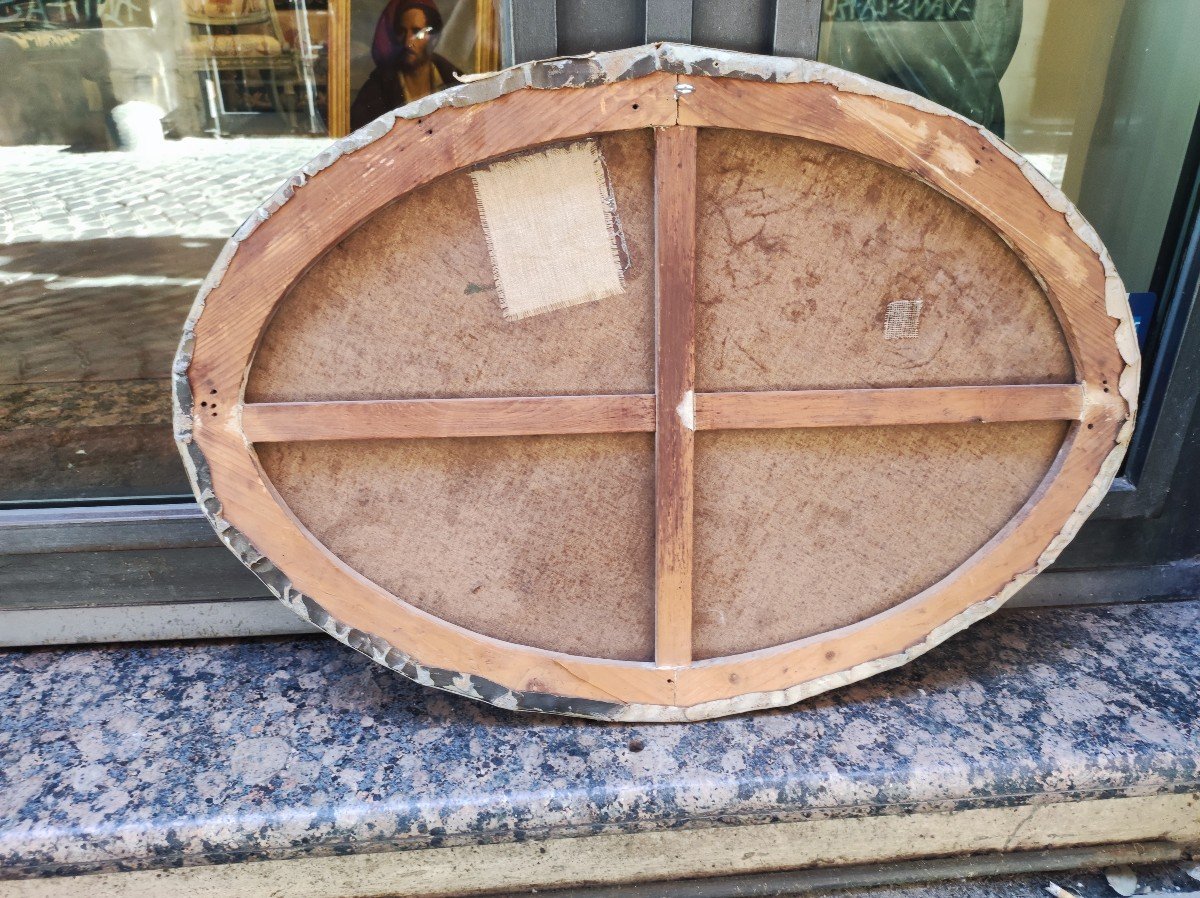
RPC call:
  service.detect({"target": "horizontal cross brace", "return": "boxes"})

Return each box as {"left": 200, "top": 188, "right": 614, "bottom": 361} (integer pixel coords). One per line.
{"left": 241, "top": 384, "right": 1085, "bottom": 443}
{"left": 694, "top": 384, "right": 1085, "bottom": 431}
{"left": 241, "top": 394, "right": 656, "bottom": 442}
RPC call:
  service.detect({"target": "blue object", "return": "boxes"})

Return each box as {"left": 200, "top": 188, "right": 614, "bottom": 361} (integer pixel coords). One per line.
{"left": 1128, "top": 291, "right": 1157, "bottom": 349}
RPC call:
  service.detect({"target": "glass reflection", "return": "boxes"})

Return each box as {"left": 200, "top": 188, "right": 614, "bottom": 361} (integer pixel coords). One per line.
{"left": 0, "top": 0, "right": 501, "bottom": 504}
{"left": 0, "top": 0, "right": 330, "bottom": 503}
{"left": 821, "top": 0, "right": 1200, "bottom": 298}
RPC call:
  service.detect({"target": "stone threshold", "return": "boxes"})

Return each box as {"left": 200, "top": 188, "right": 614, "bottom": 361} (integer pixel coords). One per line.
{"left": 1, "top": 601, "right": 1198, "bottom": 892}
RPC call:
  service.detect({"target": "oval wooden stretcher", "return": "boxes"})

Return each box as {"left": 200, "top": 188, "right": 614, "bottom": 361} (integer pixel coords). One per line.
{"left": 175, "top": 44, "right": 1139, "bottom": 721}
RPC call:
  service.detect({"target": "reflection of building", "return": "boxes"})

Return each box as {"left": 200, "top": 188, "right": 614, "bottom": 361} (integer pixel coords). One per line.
{"left": 180, "top": 0, "right": 324, "bottom": 135}
{"left": 0, "top": 30, "right": 115, "bottom": 147}
{"left": 2, "top": 0, "right": 178, "bottom": 146}
{"left": 820, "top": 0, "right": 1020, "bottom": 135}
{"left": 0, "top": 0, "right": 328, "bottom": 145}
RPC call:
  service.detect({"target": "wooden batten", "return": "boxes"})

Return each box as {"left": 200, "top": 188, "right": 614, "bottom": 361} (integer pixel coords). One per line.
{"left": 242, "top": 395, "right": 657, "bottom": 442}
{"left": 653, "top": 125, "right": 699, "bottom": 669}
{"left": 241, "top": 383, "right": 1086, "bottom": 443}
{"left": 694, "top": 384, "right": 1086, "bottom": 431}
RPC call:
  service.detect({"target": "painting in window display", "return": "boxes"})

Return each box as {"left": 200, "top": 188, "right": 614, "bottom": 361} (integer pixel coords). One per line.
{"left": 347, "top": 0, "right": 498, "bottom": 132}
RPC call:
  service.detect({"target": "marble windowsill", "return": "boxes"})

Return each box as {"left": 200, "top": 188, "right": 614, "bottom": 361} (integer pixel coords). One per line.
{"left": 1, "top": 600, "right": 1198, "bottom": 881}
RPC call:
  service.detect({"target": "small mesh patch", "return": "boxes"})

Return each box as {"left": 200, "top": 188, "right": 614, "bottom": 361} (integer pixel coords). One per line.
{"left": 884, "top": 299, "right": 924, "bottom": 339}
{"left": 470, "top": 140, "right": 625, "bottom": 321}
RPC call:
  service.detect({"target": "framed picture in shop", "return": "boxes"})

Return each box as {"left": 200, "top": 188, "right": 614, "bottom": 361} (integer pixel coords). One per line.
{"left": 331, "top": 0, "right": 499, "bottom": 136}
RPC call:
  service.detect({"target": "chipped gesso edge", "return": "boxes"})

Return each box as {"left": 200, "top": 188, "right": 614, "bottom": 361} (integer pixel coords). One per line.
{"left": 173, "top": 44, "right": 1139, "bottom": 723}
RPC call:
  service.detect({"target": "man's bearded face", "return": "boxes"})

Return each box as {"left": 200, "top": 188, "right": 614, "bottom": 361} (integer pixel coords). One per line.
{"left": 397, "top": 8, "right": 433, "bottom": 72}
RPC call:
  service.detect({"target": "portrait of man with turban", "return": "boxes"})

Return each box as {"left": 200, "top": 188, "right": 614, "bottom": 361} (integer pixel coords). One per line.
{"left": 350, "top": 0, "right": 458, "bottom": 129}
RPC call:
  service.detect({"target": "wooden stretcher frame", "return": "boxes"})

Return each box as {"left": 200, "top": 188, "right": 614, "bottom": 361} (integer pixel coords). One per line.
{"left": 176, "top": 45, "right": 1138, "bottom": 721}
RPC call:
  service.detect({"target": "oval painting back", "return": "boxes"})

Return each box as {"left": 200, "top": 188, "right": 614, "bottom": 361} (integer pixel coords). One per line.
{"left": 177, "top": 46, "right": 1137, "bottom": 721}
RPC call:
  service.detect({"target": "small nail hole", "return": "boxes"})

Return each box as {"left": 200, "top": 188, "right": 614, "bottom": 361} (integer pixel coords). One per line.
{"left": 1103, "top": 387, "right": 1109, "bottom": 393}
{"left": 210, "top": 389, "right": 217, "bottom": 395}
{"left": 1087, "top": 423, "right": 1094, "bottom": 429}
{"left": 632, "top": 103, "right": 639, "bottom": 110}
{"left": 200, "top": 401, "right": 207, "bottom": 407}
{"left": 628, "top": 738, "right": 645, "bottom": 753}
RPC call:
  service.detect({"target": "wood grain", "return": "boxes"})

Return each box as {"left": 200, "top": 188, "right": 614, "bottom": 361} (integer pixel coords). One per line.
{"left": 197, "top": 77, "right": 677, "bottom": 402}
{"left": 243, "top": 394, "right": 655, "bottom": 442}
{"left": 653, "top": 125, "right": 698, "bottom": 669}
{"left": 257, "top": 433, "right": 656, "bottom": 661}
{"left": 242, "top": 384, "right": 1083, "bottom": 442}
{"left": 678, "top": 78, "right": 1123, "bottom": 393}
{"left": 326, "top": 0, "right": 350, "bottom": 137}
{"left": 695, "top": 384, "right": 1084, "bottom": 431}
{"left": 676, "top": 407, "right": 1125, "bottom": 705}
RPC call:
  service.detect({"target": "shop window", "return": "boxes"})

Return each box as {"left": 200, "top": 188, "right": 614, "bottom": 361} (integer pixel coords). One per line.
{"left": 3, "top": 1, "right": 1199, "bottom": 641}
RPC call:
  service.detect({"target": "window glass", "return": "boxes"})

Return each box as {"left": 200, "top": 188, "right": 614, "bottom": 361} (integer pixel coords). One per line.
{"left": 0, "top": 0, "right": 500, "bottom": 505}
{"left": 819, "top": 0, "right": 1200, "bottom": 296}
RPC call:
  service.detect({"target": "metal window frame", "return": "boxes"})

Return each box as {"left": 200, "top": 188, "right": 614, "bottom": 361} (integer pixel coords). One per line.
{"left": 3, "top": 0, "right": 1199, "bottom": 646}
{"left": 1097, "top": 104, "right": 1200, "bottom": 519}
{"left": 500, "top": 0, "right": 820, "bottom": 65}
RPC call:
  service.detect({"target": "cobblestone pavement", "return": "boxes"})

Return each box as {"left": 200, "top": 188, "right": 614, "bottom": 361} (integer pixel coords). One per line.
{"left": 0, "top": 137, "right": 329, "bottom": 244}
{"left": 0, "top": 138, "right": 1070, "bottom": 246}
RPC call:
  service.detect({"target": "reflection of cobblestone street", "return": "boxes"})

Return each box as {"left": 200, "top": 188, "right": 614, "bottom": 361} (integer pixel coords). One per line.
{"left": 1, "top": 137, "right": 328, "bottom": 243}
{"left": 1, "top": 137, "right": 329, "bottom": 502}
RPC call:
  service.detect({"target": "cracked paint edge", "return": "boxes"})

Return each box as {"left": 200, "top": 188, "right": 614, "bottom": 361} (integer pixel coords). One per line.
{"left": 173, "top": 43, "right": 1139, "bottom": 723}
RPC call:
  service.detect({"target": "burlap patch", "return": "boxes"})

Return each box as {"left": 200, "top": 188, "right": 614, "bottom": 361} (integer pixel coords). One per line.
{"left": 884, "top": 299, "right": 924, "bottom": 339}
{"left": 470, "top": 140, "right": 625, "bottom": 321}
